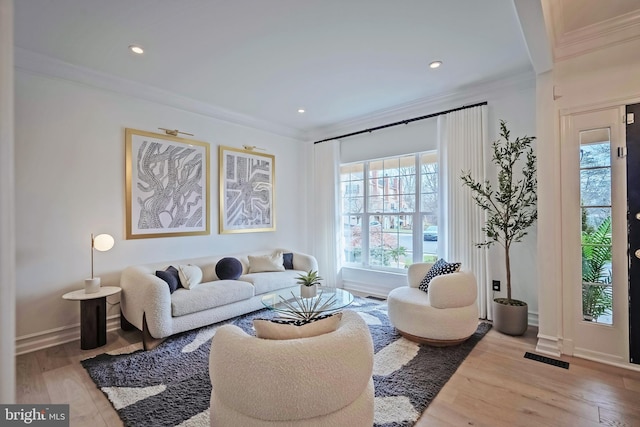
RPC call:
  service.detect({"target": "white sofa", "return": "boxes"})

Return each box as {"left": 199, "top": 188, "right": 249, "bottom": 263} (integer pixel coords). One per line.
{"left": 120, "top": 249, "right": 318, "bottom": 349}
{"left": 387, "top": 262, "right": 479, "bottom": 346}
{"left": 209, "top": 310, "right": 375, "bottom": 426}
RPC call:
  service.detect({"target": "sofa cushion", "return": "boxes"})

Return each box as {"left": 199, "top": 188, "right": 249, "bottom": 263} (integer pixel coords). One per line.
{"left": 253, "top": 312, "right": 343, "bottom": 340}
{"left": 171, "top": 280, "right": 254, "bottom": 317}
{"left": 240, "top": 270, "right": 301, "bottom": 295}
{"left": 248, "top": 252, "right": 286, "bottom": 273}
{"left": 156, "top": 266, "right": 181, "bottom": 293}
{"left": 178, "top": 264, "right": 203, "bottom": 289}
{"left": 282, "top": 252, "right": 294, "bottom": 270}
{"left": 215, "top": 257, "right": 243, "bottom": 280}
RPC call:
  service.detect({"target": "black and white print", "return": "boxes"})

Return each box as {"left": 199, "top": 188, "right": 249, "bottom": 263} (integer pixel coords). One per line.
{"left": 219, "top": 146, "right": 275, "bottom": 233}
{"left": 126, "top": 129, "right": 210, "bottom": 239}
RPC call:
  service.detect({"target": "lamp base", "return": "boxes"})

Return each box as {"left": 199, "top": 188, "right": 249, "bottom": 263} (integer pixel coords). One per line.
{"left": 85, "top": 277, "right": 101, "bottom": 294}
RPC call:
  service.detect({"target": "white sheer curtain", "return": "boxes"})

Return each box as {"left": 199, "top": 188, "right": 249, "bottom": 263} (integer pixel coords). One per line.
{"left": 437, "top": 105, "right": 491, "bottom": 319}
{"left": 312, "top": 140, "right": 342, "bottom": 287}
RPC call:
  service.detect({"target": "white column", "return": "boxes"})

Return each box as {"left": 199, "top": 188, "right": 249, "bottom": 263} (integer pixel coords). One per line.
{"left": 535, "top": 70, "right": 563, "bottom": 356}
{"left": 0, "top": 0, "right": 16, "bottom": 403}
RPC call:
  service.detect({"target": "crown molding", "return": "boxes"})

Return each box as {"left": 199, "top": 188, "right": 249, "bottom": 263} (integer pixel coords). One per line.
{"left": 553, "top": 9, "right": 640, "bottom": 61}
{"left": 14, "top": 48, "right": 306, "bottom": 141}
{"left": 513, "top": 0, "right": 553, "bottom": 74}
{"left": 306, "top": 70, "right": 535, "bottom": 142}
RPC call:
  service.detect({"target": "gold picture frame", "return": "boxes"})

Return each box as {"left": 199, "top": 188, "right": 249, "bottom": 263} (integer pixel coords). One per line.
{"left": 125, "top": 128, "right": 210, "bottom": 239}
{"left": 219, "top": 145, "right": 275, "bottom": 233}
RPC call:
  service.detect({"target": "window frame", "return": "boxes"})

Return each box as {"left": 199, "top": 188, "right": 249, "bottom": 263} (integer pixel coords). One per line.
{"left": 340, "top": 151, "right": 438, "bottom": 272}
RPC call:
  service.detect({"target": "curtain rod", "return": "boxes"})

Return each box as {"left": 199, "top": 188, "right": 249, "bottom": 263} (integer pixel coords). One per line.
{"left": 313, "top": 101, "right": 488, "bottom": 144}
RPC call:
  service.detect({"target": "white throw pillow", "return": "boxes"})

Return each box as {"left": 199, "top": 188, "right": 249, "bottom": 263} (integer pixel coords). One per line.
{"left": 248, "top": 252, "right": 285, "bottom": 273}
{"left": 177, "top": 264, "right": 203, "bottom": 289}
{"left": 253, "top": 312, "right": 343, "bottom": 340}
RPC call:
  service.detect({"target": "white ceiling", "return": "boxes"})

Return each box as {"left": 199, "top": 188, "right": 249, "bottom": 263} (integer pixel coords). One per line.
{"left": 15, "top": 0, "right": 532, "bottom": 137}
{"left": 13, "top": 1, "right": 538, "bottom": 139}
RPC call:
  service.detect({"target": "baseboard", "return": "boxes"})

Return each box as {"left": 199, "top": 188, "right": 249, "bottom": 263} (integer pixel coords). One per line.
{"left": 527, "top": 311, "right": 539, "bottom": 327}
{"left": 535, "top": 334, "right": 562, "bottom": 357}
{"left": 573, "top": 347, "right": 640, "bottom": 372}
{"left": 343, "top": 282, "right": 389, "bottom": 300}
{"left": 15, "top": 314, "right": 121, "bottom": 355}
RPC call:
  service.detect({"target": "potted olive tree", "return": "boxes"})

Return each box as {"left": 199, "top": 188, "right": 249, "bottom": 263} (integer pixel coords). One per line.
{"left": 461, "top": 120, "right": 537, "bottom": 335}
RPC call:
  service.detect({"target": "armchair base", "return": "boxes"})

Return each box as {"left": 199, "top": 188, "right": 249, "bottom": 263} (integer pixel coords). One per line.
{"left": 396, "top": 329, "right": 472, "bottom": 347}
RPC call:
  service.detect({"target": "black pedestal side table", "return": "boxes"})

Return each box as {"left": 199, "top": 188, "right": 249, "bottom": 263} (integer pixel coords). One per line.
{"left": 62, "top": 286, "right": 121, "bottom": 350}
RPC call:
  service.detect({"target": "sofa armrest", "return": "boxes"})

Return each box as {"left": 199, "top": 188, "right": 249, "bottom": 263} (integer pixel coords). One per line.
{"left": 120, "top": 266, "right": 173, "bottom": 338}
{"left": 292, "top": 251, "right": 319, "bottom": 272}
{"left": 428, "top": 271, "right": 477, "bottom": 309}
{"left": 407, "top": 262, "right": 435, "bottom": 288}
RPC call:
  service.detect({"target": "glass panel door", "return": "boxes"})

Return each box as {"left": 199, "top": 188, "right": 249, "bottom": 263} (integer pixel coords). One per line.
{"left": 579, "top": 131, "right": 613, "bottom": 324}
{"left": 561, "top": 107, "right": 629, "bottom": 365}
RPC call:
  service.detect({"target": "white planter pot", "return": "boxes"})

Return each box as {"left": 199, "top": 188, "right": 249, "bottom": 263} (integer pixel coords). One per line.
{"left": 300, "top": 284, "right": 317, "bottom": 298}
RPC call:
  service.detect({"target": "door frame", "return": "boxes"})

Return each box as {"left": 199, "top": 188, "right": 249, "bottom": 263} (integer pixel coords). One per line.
{"left": 560, "top": 105, "right": 629, "bottom": 365}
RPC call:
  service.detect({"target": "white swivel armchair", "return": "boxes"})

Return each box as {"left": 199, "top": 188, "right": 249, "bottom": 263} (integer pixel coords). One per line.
{"left": 387, "top": 262, "right": 479, "bottom": 346}
{"left": 209, "top": 310, "right": 374, "bottom": 426}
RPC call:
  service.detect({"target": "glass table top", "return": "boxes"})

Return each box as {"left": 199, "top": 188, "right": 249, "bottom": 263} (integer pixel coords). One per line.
{"left": 261, "top": 287, "right": 354, "bottom": 320}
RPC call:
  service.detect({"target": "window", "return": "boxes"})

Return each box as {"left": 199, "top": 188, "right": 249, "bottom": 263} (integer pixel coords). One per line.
{"left": 340, "top": 152, "right": 438, "bottom": 271}
{"left": 579, "top": 131, "right": 613, "bottom": 325}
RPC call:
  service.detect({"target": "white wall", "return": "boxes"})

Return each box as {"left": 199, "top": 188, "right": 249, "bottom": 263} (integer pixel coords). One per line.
{"left": 14, "top": 70, "right": 308, "bottom": 350}
{"left": 1, "top": 0, "right": 16, "bottom": 403}
{"left": 338, "top": 76, "right": 539, "bottom": 321}
{"left": 485, "top": 80, "right": 538, "bottom": 317}
{"left": 340, "top": 117, "right": 438, "bottom": 163}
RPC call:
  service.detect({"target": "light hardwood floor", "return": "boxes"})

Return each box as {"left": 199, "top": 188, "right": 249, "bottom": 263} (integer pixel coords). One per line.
{"left": 16, "top": 325, "right": 640, "bottom": 427}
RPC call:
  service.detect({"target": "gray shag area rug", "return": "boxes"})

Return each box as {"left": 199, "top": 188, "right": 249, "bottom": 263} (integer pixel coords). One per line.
{"left": 82, "top": 297, "right": 491, "bottom": 427}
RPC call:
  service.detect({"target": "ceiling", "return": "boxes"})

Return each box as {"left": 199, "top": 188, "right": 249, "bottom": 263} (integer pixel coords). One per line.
{"left": 13, "top": 1, "right": 639, "bottom": 140}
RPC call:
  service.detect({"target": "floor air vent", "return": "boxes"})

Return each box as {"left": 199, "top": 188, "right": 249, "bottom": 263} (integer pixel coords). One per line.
{"left": 524, "top": 352, "right": 570, "bottom": 369}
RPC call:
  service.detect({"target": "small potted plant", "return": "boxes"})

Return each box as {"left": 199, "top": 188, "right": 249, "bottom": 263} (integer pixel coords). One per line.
{"left": 296, "top": 270, "right": 323, "bottom": 298}
{"left": 461, "top": 120, "right": 537, "bottom": 335}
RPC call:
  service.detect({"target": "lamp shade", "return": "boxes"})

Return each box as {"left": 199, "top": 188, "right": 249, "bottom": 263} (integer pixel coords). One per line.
{"left": 93, "top": 234, "right": 114, "bottom": 252}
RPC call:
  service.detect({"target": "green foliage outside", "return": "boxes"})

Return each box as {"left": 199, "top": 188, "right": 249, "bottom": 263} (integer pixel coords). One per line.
{"left": 388, "top": 247, "right": 407, "bottom": 263}
{"left": 370, "top": 246, "right": 407, "bottom": 268}
{"left": 423, "top": 254, "right": 438, "bottom": 263}
{"left": 581, "top": 215, "right": 613, "bottom": 321}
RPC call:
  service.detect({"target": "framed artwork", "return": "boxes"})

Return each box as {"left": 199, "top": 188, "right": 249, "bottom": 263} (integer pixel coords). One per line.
{"left": 125, "top": 128, "right": 210, "bottom": 239}
{"left": 219, "top": 145, "right": 275, "bottom": 233}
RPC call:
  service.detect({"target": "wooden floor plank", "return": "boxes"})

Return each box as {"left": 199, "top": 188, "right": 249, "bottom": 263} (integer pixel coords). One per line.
{"left": 43, "top": 364, "right": 108, "bottom": 427}
{"left": 16, "top": 325, "right": 640, "bottom": 426}
{"left": 15, "top": 352, "right": 50, "bottom": 405}
{"left": 623, "top": 376, "right": 640, "bottom": 392}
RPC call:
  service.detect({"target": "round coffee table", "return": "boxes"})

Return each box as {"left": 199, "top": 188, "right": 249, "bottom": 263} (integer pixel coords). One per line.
{"left": 261, "top": 287, "right": 354, "bottom": 320}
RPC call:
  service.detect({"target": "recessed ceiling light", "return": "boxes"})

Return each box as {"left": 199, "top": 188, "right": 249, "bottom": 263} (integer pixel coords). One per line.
{"left": 129, "top": 45, "right": 144, "bottom": 55}
{"left": 429, "top": 60, "right": 442, "bottom": 69}
{"left": 298, "top": 109, "right": 305, "bottom": 113}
